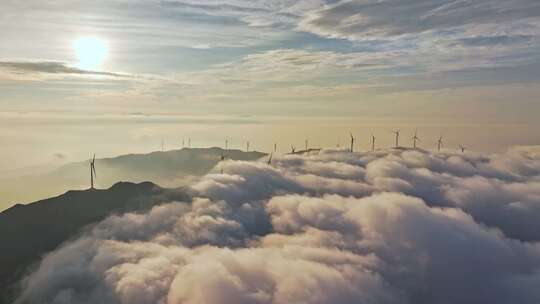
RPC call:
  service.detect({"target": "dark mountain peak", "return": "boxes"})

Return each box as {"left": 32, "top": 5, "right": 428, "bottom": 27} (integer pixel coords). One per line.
{"left": 0, "top": 181, "right": 188, "bottom": 299}
{"left": 109, "top": 181, "right": 159, "bottom": 191}
{"left": 1, "top": 182, "right": 163, "bottom": 218}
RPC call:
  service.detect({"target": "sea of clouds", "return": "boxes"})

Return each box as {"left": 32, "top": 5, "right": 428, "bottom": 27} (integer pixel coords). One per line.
{"left": 15, "top": 146, "right": 540, "bottom": 304}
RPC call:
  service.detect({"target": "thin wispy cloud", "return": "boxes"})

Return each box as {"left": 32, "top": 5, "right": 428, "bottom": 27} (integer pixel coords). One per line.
{"left": 300, "top": 0, "right": 540, "bottom": 40}
{"left": 0, "top": 61, "right": 129, "bottom": 78}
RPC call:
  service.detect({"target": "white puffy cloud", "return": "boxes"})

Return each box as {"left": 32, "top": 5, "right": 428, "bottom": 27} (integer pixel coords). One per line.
{"left": 15, "top": 146, "right": 540, "bottom": 303}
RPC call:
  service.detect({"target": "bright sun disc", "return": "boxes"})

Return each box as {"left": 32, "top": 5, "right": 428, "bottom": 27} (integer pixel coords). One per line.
{"left": 73, "top": 36, "right": 107, "bottom": 70}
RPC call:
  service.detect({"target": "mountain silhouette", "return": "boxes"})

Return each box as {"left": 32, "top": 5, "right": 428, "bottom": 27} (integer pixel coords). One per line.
{"left": 0, "top": 181, "right": 189, "bottom": 303}
{"left": 1, "top": 147, "right": 266, "bottom": 210}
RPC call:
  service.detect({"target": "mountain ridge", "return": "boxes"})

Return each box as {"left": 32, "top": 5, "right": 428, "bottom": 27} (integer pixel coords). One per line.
{"left": 0, "top": 181, "right": 189, "bottom": 303}
{"left": 1, "top": 147, "right": 266, "bottom": 210}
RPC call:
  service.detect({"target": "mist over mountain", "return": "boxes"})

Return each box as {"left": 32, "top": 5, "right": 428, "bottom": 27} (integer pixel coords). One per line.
{"left": 0, "top": 148, "right": 266, "bottom": 211}
{"left": 0, "top": 181, "right": 189, "bottom": 303}
{"left": 8, "top": 146, "right": 540, "bottom": 304}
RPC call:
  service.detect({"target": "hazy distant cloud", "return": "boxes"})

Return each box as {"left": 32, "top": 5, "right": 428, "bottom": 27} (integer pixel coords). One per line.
{"left": 0, "top": 61, "right": 129, "bottom": 78}
{"left": 172, "top": 48, "right": 405, "bottom": 90}
{"left": 168, "top": 45, "right": 540, "bottom": 103}
{"left": 15, "top": 146, "right": 540, "bottom": 303}
{"left": 52, "top": 152, "right": 68, "bottom": 160}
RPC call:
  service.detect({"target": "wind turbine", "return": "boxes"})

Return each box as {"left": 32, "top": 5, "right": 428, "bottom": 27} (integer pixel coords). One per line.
{"left": 305, "top": 139, "right": 309, "bottom": 151}
{"left": 371, "top": 135, "right": 376, "bottom": 152}
{"left": 246, "top": 141, "right": 250, "bottom": 152}
{"left": 221, "top": 139, "right": 227, "bottom": 161}
{"left": 349, "top": 132, "right": 355, "bottom": 153}
{"left": 225, "top": 139, "right": 228, "bottom": 150}
{"left": 412, "top": 129, "right": 420, "bottom": 149}
{"left": 188, "top": 138, "right": 191, "bottom": 148}
{"left": 274, "top": 143, "right": 277, "bottom": 153}
{"left": 219, "top": 150, "right": 226, "bottom": 174}
{"left": 393, "top": 130, "right": 400, "bottom": 148}
{"left": 89, "top": 154, "right": 97, "bottom": 190}
{"left": 459, "top": 144, "right": 466, "bottom": 153}
{"left": 437, "top": 136, "right": 443, "bottom": 152}
{"left": 291, "top": 145, "right": 296, "bottom": 153}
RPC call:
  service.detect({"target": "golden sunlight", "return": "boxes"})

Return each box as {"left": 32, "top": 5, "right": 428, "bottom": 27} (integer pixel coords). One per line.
{"left": 72, "top": 36, "right": 108, "bottom": 70}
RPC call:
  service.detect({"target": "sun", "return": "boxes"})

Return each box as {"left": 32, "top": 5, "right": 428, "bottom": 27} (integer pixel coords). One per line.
{"left": 73, "top": 36, "right": 108, "bottom": 70}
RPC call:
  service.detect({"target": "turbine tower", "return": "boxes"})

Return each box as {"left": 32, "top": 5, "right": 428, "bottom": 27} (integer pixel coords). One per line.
{"left": 459, "top": 144, "right": 466, "bottom": 153}
{"left": 412, "top": 129, "right": 420, "bottom": 149}
{"left": 291, "top": 145, "right": 296, "bottom": 153}
{"left": 225, "top": 139, "right": 228, "bottom": 150}
{"left": 437, "top": 136, "right": 443, "bottom": 152}
{"left": 305, "top": 139, "right": 308, "bottom": 151}
{"left": 246, "top": 141, "right": 250, "bottom": 152}
{"left": 274, "top": 143, "right": 277, "bottom": 153}
{"left": 89, "top": 154, "right": 97, "bottom": 190}
{"left": 349, "top": 132, "right": 355, "bottom": 153}
{"left": 371, "top": 135, "right": 376, "bottom": 152}
{"left": 188, "top": 138, "right": 191, "bottom": 148}
{"left": 221, "top": 138, "right": 226, "bottom": 161}
{"left": 220, "top": 150, "right": 225, "bottom": 174}
{"left": 393, "top": 130, "right": 400, "bottom": 148}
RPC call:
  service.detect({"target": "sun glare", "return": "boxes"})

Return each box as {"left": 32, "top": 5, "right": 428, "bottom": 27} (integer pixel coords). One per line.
{"left": 73, "top": 36, "right": 107, "bottom": 70}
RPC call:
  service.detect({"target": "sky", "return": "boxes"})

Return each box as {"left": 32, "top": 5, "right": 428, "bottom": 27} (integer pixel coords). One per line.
{"left": 1, "top": 0, "right": 540, "bottom": 171}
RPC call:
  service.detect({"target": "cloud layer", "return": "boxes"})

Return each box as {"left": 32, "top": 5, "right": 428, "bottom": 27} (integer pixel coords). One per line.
{"left": 0, "top": 61, "right": 130, "bottom": 79}
{"left": 13, "top": 146, "right": 540, "bottom": 303}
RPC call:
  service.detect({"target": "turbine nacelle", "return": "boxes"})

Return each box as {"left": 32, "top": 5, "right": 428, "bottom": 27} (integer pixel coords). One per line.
{"left": 412, "top": 129, "right": 421, "bottom": 148}
{"left": 392, "top": 129, "right": 400, "bottom": 148}
{"left": 437, "top": 136, "right": 444, "bottom": 151}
